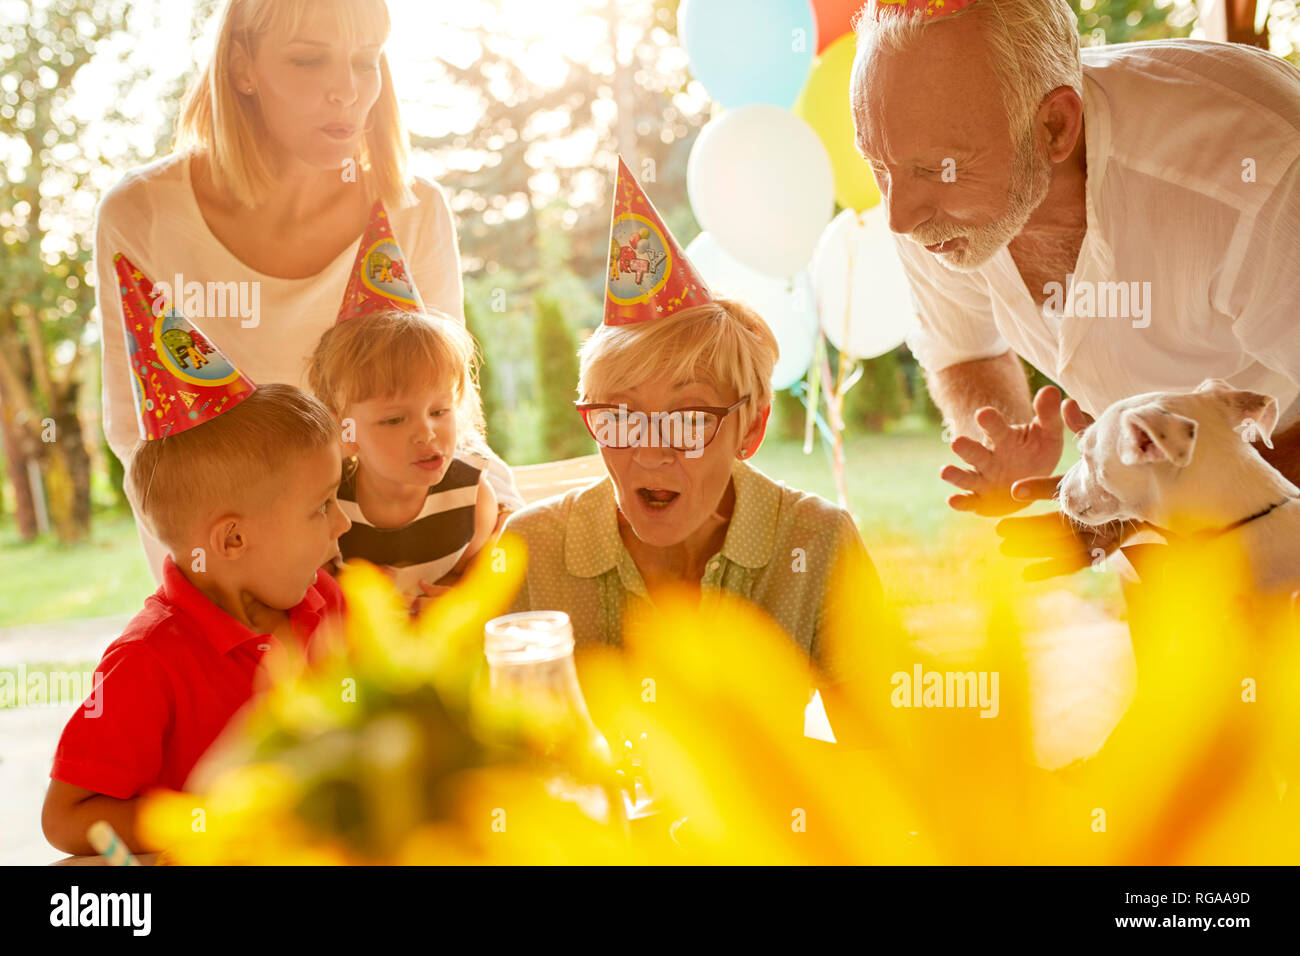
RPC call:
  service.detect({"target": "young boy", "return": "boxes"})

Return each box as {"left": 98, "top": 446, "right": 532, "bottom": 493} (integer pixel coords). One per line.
{"left": 42, "top": 257, "right": 352, "bottom": 856}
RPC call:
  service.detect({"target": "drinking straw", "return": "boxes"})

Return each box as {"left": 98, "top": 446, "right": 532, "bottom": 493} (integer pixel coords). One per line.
{"left": 87, "top": 820, "right": 139, "bottom": 866}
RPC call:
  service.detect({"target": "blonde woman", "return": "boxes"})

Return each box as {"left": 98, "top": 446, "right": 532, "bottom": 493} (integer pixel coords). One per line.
{"left": 96, "top": 0, "right": 521, "bottom": 583}
{"left": 503, "top": 300, "right": 885, "bottom": 744}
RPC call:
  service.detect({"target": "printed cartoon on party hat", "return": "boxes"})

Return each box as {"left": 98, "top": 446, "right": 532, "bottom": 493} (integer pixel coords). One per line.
{"left": 114, "top": 252, "right": 256, "bottom": 441}
{"left": 604, "top": 155, "right": 713, "bottom": 326}
{"left": 336, "top": 200, "right": 425, "bottom": 322}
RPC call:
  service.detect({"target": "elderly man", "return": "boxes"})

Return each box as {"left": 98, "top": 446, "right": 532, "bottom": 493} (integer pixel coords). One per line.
{"left": 851, "top": 0, "right": 1300, "bottom": 573}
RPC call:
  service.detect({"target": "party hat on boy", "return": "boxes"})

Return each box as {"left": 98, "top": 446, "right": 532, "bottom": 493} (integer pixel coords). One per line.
{"left": 604, "top": 155, "right": 712, "bottom": 326}
{"left": 871, "top": 0, "right": 977, "bottom": 19}
{"left": 336, "top": 200, "right": 425, "bottom": 322}
{"left": 114, "top": 252, "right": 257, "bottom": 440}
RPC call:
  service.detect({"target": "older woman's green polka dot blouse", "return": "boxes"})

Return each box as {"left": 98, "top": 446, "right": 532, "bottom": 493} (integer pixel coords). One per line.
{"left": 503, "top": 459, "right": 880, "bottom": 685}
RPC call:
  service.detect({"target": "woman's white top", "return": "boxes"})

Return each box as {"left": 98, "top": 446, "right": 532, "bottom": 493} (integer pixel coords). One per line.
{"left": 95, "top": 152, "right": 522, "bottom": 583}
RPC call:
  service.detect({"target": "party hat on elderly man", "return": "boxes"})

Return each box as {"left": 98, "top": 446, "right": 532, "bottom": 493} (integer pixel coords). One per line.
{"left": 114, "top": 252, "right": 257, "bottom": 441}
{"left": 336, "top": 200, "right": 425, "bottom": 322}
{"left": 871, "top": 0, "right": 977, "bottom": 18}
{"left": 604, "top": 155, "right": 713, "bottom": 326}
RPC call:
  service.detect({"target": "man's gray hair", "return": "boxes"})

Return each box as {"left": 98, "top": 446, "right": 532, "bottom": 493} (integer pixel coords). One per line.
{"left": 854, "top": 0, "right": 1083, "bottom": 136}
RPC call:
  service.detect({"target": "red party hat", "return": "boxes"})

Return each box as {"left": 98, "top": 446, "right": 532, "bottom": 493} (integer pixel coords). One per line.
{"left": 336, "top": 200, "right": 425, "bottom": 322}
{"left": 872, "top": 0, "right": 977, "bottom": 19}
{"left": 114, "top": 253, "right": 257, "bottom": 441}
{"left": 604, "top": 156, "right": 712, "bottom": 326}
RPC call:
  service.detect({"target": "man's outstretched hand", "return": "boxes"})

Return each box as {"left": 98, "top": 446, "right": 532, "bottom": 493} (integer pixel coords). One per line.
{"left": 996, "top": 511, "right": 1128, "bottom": 581}
{"left": 940, "top": 384, "right": 1132, "bottom": 579}
{"left": 941, "top": 386, "right": 1078, "bottom": 517}
{"left": 989, "top": 397, "right": 1134, "bottom": 582}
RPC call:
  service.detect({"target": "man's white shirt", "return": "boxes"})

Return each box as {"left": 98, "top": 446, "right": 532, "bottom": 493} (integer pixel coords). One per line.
{"left": 898, "top": 39, "right": 1300, "bottom": 425}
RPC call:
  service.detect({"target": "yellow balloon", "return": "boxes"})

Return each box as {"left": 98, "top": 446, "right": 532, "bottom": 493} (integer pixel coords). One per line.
{"left": 794, "top": 33, "right": 881, "bottom": 213}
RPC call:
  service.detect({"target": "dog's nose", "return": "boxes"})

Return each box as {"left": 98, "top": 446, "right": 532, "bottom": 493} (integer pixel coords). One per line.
{"left": 1060, "top": 486, "right": 1088, "bottom": 517}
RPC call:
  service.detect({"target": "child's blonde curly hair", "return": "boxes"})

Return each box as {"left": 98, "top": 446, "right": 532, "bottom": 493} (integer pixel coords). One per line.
{"left": 307, "top": 309, "right": 486, "bottom": 447}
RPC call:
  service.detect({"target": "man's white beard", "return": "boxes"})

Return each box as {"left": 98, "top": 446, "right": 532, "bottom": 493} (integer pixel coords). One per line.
{"left": 916, "top": 123, "right": 1054, "bottom": 273}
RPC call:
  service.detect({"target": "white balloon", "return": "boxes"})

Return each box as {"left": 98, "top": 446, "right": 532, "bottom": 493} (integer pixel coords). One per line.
{"left": 686, "top": 232, "right": 817, "bottom": 390}
{"left": 687, "top": 105, "right": 834, "bottom": 279}
{"left": 811, "top": 206, "right": 917, "bottom": 360}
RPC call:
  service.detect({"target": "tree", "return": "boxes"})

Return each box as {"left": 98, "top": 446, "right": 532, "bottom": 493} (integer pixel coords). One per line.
{"left": 0, "top": 0, "right": 209, "bottom": 539}
{"left": 0, "top": 0, "right": 134, "bottom": 541}
{"left": 408, "top": 0, "right": 707, "bottom": 412}
{"left": 464, "top": 292, "right": 511, "bottom": 461}
{"left": 533, "top": 294, "right": 593, "bottom": 462}
{"left": 843, "top": 350, "right": 905, "bottom": 432}
{"left": 1069, "top": 0, "right": 1196, "bottom": 44}
{"left": 771, "top": 387, "right": 808, "bottom": 442}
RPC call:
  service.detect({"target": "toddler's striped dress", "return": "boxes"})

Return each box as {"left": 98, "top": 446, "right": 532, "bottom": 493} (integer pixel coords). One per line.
{"left": 337, "top": 449, "right": 488, "bottom": 599}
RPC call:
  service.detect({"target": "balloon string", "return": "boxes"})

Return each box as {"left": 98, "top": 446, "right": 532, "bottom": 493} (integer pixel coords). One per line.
{"left": 824, "top": 210, "right": 875, "bottom": 510}
{"left": 791, "top": 378, "right": 837, "bottom": 460}
{"left": 839, "top": 213, "right": 857, "bottom": 367}
{"left": 820, "top": 347, "right": 849, "bottom": 510}
{"left": 802, "top": 331, "right": 825, "bottom": 455}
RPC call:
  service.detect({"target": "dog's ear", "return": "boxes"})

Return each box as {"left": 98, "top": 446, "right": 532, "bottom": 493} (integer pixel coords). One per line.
{"left": 1227, "top": 391, "right": 1279, "bottom": 449}
{"left": 1195, "top": 378, "right": 1233, "bottom": 393}
{"left": 1118, "top": 405, "right": 1197, "bottom": 467}
{"left": 1194, "top": 379, "right": 1280, "bottom": 448}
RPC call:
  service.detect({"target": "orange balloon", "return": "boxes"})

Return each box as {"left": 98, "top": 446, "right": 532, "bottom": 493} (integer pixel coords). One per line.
{"left": 812, "top": 0, "right": 866, "bottom": 53}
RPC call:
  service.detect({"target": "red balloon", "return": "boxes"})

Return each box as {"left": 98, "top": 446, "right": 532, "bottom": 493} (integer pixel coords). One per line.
{"left": 813, "top": 0, "right": 866, "bottom": 53}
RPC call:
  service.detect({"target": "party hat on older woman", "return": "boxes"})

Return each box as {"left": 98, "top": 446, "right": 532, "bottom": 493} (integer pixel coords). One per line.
{"left": 336, "top": 200, "right": 426, "bottom": 322}
{"left": 114, "top": 252, "right": 256, "bottom": 441}
{"left": 605, "top": 155, "right": 713, "bottom": 326}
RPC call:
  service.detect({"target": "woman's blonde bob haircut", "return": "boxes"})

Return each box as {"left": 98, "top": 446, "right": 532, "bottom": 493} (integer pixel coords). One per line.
{"left": 175, "top": 0, "right": 414, "bottom": 211}
{"left": 307, "top": 309, "right": 486, "bottom": 445}
{"left": 578, "top": 299, "right": 779, "bottom": 438}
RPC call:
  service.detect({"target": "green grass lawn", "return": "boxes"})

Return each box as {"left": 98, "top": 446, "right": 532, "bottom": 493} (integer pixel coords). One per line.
{"left": 752, "top": 421, "right": 1122, "bottom": 615}
{"left": 0, "top": 424, "right": 1118, "bottom": 629}
{"left": 0, "top": 511, "right": 154, "bottom": 628}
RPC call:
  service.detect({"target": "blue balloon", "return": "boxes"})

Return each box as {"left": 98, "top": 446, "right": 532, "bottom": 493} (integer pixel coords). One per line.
{"left": 679, "top": 0, "right": 816, "bottom": 110}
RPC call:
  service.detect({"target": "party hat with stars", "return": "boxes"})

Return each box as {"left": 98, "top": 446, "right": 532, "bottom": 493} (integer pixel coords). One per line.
{"left": 114, "top": 253, "right": 256, "bottom": 441}
{"left": 336, "top": 200, "right": 425, "bottom": 322}
{"left": 871, "top": 0, "right": 977, "bottom": 19}
{"left": 604, "top": 156, "right": 712, "bottom": 326}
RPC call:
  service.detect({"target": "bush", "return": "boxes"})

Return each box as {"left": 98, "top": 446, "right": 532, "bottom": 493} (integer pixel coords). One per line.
{"left": 842, "top": 349, "right": 905, "bottom": 432}
{"left": 770, "top": 387, "right": 808, "bottom": 442}
{"left": 464, "top": 295, "right": 511, "bottom": 460}
{"left": 533, "top": 294, "right": 594, "bottom": 462}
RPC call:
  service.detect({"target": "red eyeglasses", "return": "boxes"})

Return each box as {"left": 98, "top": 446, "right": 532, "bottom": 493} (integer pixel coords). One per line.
{"left": 575, "top": 397, "right": 749, "bottom": 452}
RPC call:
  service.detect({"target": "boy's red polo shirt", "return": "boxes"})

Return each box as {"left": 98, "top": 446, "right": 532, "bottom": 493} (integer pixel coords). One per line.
{"left": 50, "top": 555, "right": 346, "bottom": 800}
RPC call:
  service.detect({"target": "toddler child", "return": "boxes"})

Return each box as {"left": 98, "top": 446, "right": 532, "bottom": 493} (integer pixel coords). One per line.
{"left": 307, "top": 308, "right": 498, "bottom": 612}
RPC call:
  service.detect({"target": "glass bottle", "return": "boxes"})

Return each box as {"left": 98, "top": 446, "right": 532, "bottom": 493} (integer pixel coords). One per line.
{"left": 483, "top": 611, "right": 626, "bottom": 829}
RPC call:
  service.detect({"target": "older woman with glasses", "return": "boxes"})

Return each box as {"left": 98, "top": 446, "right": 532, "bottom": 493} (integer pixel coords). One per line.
{"left": 504, "top": 285, "right": 885, "bottom": 739}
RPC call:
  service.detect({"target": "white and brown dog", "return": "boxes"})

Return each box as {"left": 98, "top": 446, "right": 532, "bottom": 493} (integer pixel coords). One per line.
{"left": 1058, "top": 379, "right": 1300, "bottom": 593}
